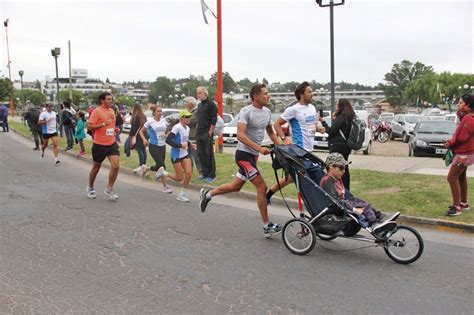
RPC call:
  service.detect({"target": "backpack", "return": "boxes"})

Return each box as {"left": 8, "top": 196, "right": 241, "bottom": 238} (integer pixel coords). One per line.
{"left": 339, "top": 117, "right": 365, "bottom": 150}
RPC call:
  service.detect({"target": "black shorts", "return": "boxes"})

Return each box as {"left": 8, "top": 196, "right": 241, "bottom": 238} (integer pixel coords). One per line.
{"left": 92, "top": 142, "right": 120, "bottom": 163}
{"left": 171, "top": 154, "right": 190, "bottom": 164}
{"left": 43, "top": 132, "right": 58, "bottom": 139}
{"left": 235, "top": 150, "right": 260, "bottom": 181}
{"left": 149, "top": 144, "right": 166, "bottom": 170}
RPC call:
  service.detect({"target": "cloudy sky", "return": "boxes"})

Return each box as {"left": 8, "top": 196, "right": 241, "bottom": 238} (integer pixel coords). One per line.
{"left": 1, "top": 0, "right": 472, "bottom": 86}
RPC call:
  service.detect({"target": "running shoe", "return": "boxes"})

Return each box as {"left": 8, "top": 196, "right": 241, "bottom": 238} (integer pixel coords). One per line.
{"left": 176, "top": 191, "right": 190, "bottom": 202}
{"left": 161, "top": 187, "right": 172, "bottom": 194}
{"left": 54, "top": 160, "right": 60, "bottom": 165}
{"left": 104, "top": 188, "right": 119, "bottom": 201}
{"left": 197, "top": 175, "right": 206, "bottom": 180}
{"left": 206, "top": 177, "right": 216, "bottom": 183}
{"left": 139, "top": 165, "right": 147, "bottom": 178}
{"left": 199, "top": 188, "right": 211, "bottom": 213}
{"left": 460, "top": 202, "right": 469, "bottom": 211}
{"left": 33, "top": 147, "right": 40, "bottom": 150}
{"left": 41, "top": 150, "right": 45, "bottom": 158}
{"left": 446, "top": 206, "right": 462, "bottom": 216}
{"left": 155, "top": 166, "right": 169, "bottom": 180}
{"left": 263, "top": 222, "right": 283, "bottom": 238}
{"left": 87, "top": 187, "right": 96, "bottom": 199}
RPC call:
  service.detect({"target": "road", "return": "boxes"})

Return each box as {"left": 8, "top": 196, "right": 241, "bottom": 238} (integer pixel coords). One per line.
{"left": 0, "top": 132, "right": 473, "bottom": 313}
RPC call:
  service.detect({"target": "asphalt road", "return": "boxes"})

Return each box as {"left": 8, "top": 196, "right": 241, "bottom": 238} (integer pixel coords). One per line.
{"left": 1, "top": 132, "right": 473, "bottom": 314}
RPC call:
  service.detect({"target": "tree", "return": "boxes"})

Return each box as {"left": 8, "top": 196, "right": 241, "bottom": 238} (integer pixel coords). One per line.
{"left": 118, "top": 95, "right": 135, "bottom": 109}
{"left": 382, "top": 60, "right": 434, "bottom": 106}
{"left": 0, "top": 78, "right": 12, "bottom": 101}
{"left": 210, "top": 71, "right": 238, "bottom": 93}
{"left": 58, "top": 89, "right": 85, "bottom": 106}
{"left": 148, "top": 76, "right": 176, "bottom": 105}
{"left": 13, "top": 89, "right": 46, "bottom": 109}
{"left": 237, "top": 78, "right": 255, "bottom": 93}
{"left": 262, "top": 78, "right": 269, "bottom": 86}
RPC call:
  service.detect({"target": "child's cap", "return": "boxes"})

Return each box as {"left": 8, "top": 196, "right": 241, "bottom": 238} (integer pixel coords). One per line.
{"left": 179, "top": 109, "right": 193, "bottom": 118}
{"left": 325, "top": 152, "right": 350, "bottom": 167}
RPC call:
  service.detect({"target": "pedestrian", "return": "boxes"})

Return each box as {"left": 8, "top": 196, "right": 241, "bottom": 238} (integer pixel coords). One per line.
{"left": 198, "top": 84, "right": 283, "bottom": 238}
{"left": 38, "top": 103, "right": 60, "bottom": 165}
{"left": 445, "top": 93, "right": 474, "bottom": 216}
{"left": 0, "top": 103, "right": 9, "bottom": 132}
{"left": 86, "top": 92, "right": 120, "bottom": 200}
{"left": 62, "top": 99, "right": 76, "bottom": 150}
{"left": 183, "top": 96, "right": 202, "bottom": 176}
{"left": 195, "top": 86, "right": 217, "bottom": 183}
{"left": 267, "top": 81, "right": 325, "bottom": 203}
{"left": 58, "top": 103, "right": 64, "bottom": 138}
{"left": 155, "top": 109, "right": 196, "bottom": 202}
{"left": 23, "top": 104, "right": 43, "bottom": 150}
{"left": 75, "top": 111, "right": 87, "bottom": 157}
{"left": 114, "top": 99, "right": 124, "bottom": 143}
{"left": 319, "top": 98, "right": 355, "bottom": 190}
{"left": 139, "top": 105, "right": 172, "bottom": 193}
{"left": 129, "top": 103, "right": 148, "bottom": 177}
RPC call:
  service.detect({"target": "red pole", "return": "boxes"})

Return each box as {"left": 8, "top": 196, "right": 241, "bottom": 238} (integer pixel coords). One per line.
{"left": 216, "top": 0, "right": 223, "bottom": 153}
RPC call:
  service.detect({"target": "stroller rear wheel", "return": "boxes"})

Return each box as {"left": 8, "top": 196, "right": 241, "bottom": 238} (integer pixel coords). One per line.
{"left": 282, "top": 218, "right": 316, "bottom": 255}
{"left": 383, "top": 225, "right": 424, "bottom": 264}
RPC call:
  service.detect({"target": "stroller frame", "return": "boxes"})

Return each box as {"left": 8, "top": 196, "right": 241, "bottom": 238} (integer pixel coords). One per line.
{"left": 270, "top": 144, "right": 424, "bottom": 264}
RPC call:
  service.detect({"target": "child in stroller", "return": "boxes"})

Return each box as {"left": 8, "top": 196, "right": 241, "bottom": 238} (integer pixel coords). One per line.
{"left": 320, "top": 152, "right": 399, "bottom": 234}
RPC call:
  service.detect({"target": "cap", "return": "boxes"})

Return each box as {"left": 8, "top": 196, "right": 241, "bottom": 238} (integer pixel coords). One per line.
{"left": 179, "top": 109, "right": 193, "bottom": 118}
{"left": 325, "top": 152, "right": 350, "bottom": 167}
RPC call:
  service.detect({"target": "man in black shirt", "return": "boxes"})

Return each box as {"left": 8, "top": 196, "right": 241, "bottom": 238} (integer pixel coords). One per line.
{"left": 195, "top": 86, "right": 217, "bottom": 182}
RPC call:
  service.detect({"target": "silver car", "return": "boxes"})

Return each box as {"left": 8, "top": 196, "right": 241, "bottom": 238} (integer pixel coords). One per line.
{"left": 391, "top": 114, "right": 421, "bottom": 143}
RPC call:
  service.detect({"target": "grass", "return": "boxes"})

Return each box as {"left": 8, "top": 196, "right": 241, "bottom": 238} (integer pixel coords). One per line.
{"left": 10, "top": 120, "right": 474, "bottom": 224}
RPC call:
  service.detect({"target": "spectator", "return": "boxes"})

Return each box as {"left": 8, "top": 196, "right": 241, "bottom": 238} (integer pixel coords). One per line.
{"left": 114, "top": 99, "right": 124, "bottom": 143}
{"left": 195, "top": 86, "right": 217, "bottom": 183}
{"left": 183, "top": 96, "right": 202, "bottom": 176}
{"left": 23, "top": 105, "right": 43, "bottom": 150}
{"left": 445, "top": 93, "right": 474, "bottom": 216}
{"left": 319, "top": 98, "right": 355, "bottom": 190}
{"left": 0, "top": 103, "right": 9, "bottom": 132}
{"left": 62, "top": 99, "right": 76, "bottom": 150}
{"left": 75, "top": 111, "right": 87, "bottom": 157}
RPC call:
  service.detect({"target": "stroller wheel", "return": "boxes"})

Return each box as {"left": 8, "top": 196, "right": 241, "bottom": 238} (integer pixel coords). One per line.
{"left": 383, "top": 225, "right": 424, "bottom": 264}
{"left": 282, "top": 218, "right": 316, "bottom": 255}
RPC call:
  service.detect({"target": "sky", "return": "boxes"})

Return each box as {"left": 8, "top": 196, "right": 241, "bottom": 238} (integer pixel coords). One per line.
{"left": 1, "top": 0, "right": 472, "bottom": 86}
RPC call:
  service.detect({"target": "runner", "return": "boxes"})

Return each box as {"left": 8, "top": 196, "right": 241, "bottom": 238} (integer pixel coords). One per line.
{"left": 86, "top": 92, "right": 120, "bottom": 200}
{"left": 155, "top": 109, "right": 195, "bottom": 202}
{"left": 266, "top": 81, "right": 324, "bottom": 203}
{"left": 198, "top": 84, "right": 283, "bottom": 238}
{"left": 38, "top": 103, "right": 60, "bottom": 165}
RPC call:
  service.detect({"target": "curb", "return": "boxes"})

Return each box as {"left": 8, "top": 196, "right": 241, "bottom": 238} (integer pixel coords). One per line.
{"left": 10, "top": 127, "right": 474, "bottom": 234}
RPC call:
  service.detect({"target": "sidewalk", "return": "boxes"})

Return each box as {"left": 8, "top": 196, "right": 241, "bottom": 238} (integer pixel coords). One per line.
{"left": 8, "top": 126, "right": 474, "bottom": 234}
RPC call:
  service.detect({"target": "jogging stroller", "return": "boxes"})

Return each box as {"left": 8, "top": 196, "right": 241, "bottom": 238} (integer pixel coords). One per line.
{"left": 270, "top": 144, "right": 423, "bottom": 264}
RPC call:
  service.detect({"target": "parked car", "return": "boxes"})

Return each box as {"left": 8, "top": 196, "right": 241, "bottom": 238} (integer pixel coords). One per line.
{"left": 408, "top": 120, "right": 456, "bottom": 157}
{"left": 313, "top": 110, "right": 373, "bottom": 155}
{"left": 390, "top": 114, "right": 421, "bottom": 143}
{"left": 123, "top": 108, "right": 179, "bottom": 133}
{"left": 444, "top": 113, "right": 459, "bottom": 124}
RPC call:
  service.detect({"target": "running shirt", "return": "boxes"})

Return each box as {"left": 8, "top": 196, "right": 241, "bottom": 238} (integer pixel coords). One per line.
{"left": 170, "top": 123, "right": 190, "bottom": 160}
{"left": 88, "top": 106, "right": 116, "bottom": 146}
{"left": 280, "top": 103, "right": 320, "bottom": 151}
{"left": 236, "top": 105, "right": 272, "bottom": 155}
{"left": 39, "top": 111, "right": 58, "bottom": 134}
{"left": 144, "top": 118, "right": 168, "bottom": 146}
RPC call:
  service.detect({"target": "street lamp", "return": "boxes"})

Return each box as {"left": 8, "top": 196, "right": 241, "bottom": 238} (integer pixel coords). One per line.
{"left": 315, "top": 0, "right": 345, "bottom": 113}
{"left": 18, "top": 70, "right": 24, "bottom": 106}
{"left": 51, "top": 47, "right": 61, "bottom": 105}
{"left": 4, "top": 18, "right": 15, "bottom": 116}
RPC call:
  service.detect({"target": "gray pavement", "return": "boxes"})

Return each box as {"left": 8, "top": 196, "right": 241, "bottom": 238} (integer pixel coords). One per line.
{"left": 1, "top": 132, "right": 473, "bottom": 313}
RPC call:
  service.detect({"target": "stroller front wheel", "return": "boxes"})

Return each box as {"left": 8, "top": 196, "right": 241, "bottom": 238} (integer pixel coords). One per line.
{"left": 282, "top": 218, "right": 316, "bottom": 255}
{"left": 383, "top": 225, "right": 424, "bottom": 264}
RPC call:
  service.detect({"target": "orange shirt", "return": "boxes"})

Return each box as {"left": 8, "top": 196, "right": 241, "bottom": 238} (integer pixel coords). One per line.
{"left": 88, "top": 106, "right": 116, "bottom": 146}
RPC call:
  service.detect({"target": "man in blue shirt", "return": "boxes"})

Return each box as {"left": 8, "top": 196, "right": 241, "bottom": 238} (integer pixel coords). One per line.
{"left": 0, "top": 103, "right": 9, "bottom": 132}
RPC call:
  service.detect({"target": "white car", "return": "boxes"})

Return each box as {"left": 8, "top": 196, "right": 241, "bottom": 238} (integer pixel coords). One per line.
{"left": 314, "top": 110, "right": 373, "bottom": 155}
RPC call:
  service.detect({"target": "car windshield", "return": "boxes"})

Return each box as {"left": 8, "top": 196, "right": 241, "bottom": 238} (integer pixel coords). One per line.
{"left": 405, "top": 115, "right": 421, "bottom": 124}
{"left": 417, "top": 122, "right": 456, "bottom": 134}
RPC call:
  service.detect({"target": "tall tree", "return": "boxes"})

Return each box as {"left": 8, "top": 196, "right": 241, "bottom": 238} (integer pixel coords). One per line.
{"left": 210, "top": 71, "right": 238, "bottom": 93}
{"left": 58, "top": 89, "right": 85, "bottom": 106}
{"left": 0, "top": 78, "right": 11, "bottom": 101}
{"left": 13, "top": 89, "right": 46, "bottom": 108}
{"left": 382, "top": 60, "right": 434, "bottom": 106}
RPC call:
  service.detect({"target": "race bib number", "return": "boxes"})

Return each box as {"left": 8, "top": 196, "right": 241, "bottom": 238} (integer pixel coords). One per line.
{"left": 306, "top": 115, "right": 317, "bottom": 136}
{"left": 106, "top": 128, "right": 114, "bottom": 136}
{"left": 158, "top": 134, "right": 166, "bottom": 142}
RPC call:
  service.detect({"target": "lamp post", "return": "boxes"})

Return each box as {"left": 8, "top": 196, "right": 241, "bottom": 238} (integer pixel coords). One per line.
{"left": 51, "top": 47, "right": 61, "bottom": 105}
{"left": 315, "top": 0, "right": 345, "bottom": 113}
{"left": 4, "top": 19, "right": 15, "bottom": 116}
{"left": 18, "top": 70, "right": 24, "bottom": 106}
